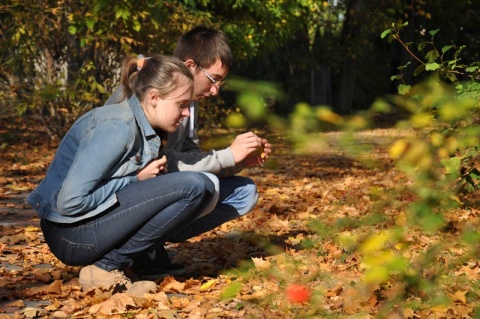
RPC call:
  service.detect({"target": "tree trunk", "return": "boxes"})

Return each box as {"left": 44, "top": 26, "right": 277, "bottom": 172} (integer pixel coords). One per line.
{"left": 332, "top": 0, "right": 362, "bottom": 114}
{"left": 334, "top": 58, "right": 355, "bottom": 114}
{"left": 310, "top": 65, "right": 333, "bottom": 107}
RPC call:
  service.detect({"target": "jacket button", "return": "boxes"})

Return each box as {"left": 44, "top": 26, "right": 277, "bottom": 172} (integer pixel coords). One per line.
{"left": 36, "top": 203, "right": 40, "bottom": 208}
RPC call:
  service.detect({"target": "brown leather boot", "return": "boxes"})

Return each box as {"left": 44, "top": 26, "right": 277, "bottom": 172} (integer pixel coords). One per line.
{"left": 79, "top": 264, "right": 157, "bottom": 297}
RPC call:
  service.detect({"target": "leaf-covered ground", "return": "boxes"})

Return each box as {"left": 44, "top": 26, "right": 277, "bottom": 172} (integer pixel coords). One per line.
{"left": 1, "top": 116, "right": 479, "bottom": 318}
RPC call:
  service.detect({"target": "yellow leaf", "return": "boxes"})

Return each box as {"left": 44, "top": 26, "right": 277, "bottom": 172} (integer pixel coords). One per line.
{"left": 200, "top": 279, "right": 218, "bottom": 291}
{"left": 25, "top": 225, "right": 39, "bottom": 232}
{"left": 363, "top": 266, "right": 389, "bottom": 284}
{"left": 430, "top": 304, "right": 449, "bottom": 313}
{"left": 389, "top": 139, "right": 408, "bottom": 159}
{"left": 316, "top": 107, "right": 343, "bottom": 125}
{"left": 359, "top": 231, "right": 390, "bottom": 254}
{"left": 411, "top": 113, "right": 433, "bottom": 128}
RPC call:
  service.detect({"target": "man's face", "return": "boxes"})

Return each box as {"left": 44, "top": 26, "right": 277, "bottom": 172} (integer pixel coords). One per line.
{"left": 190, "top": 59, "right": 229, "bottom": 101}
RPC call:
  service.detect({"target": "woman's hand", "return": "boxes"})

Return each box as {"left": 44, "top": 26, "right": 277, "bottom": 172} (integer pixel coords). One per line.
{"left": 137, "top": 155, "right": 168, "bottom": 181}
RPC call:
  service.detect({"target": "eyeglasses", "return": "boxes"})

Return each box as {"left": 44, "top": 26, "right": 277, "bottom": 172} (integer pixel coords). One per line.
{"left": 197, "top": 65, "right": 224, "bottom": 88}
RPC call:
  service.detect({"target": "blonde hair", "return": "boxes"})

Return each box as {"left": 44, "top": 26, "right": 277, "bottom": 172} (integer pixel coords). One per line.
{"left": 120, "top": 55, "right": 193, "bottom": 102}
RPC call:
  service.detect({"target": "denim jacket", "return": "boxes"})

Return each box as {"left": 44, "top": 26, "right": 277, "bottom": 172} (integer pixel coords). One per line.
{"left": 27, "top": 96, "right": 161, "bottom": 223}
{"left": 106, "top": 86, "right": 239, "bottom": 177}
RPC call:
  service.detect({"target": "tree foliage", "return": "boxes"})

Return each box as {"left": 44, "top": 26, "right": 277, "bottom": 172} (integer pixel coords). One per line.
{"left": 0, "top": 0, "right": 210, "bottom": 138}
{"left": 1, "top": 0, "right": 480, "bottom": 138}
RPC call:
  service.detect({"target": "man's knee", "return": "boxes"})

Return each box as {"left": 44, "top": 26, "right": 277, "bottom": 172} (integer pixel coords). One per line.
{"left": 238, "top": 181, "right": 258, "bottom": 216}
{"left": 196, "top": 172, "right": 220, "bottom": 219}
{"left": 222, "top": 176, "right": 258, "bottom": 216}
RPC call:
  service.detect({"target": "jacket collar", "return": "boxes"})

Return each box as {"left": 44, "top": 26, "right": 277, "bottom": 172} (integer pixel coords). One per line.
{"left": 128, "top": 95, "right": 157, "bottom": 138}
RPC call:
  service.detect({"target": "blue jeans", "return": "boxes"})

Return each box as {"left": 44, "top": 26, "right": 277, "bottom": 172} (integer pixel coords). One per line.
{"left": 40, "top": 172, "right": 215, "bottom": 271}
{"left": 169, "top": 175, "right": 258, "bottom": 242}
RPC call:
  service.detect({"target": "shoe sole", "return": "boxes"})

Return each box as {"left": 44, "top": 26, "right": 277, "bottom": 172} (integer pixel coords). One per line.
{"left": 139, "top": 268, "right": 187, "bottom": 280}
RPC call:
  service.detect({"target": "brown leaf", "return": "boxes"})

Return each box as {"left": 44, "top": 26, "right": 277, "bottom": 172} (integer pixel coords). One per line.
{"left": 23, "top": 280, "right": 62, "bottom": 297}
{"left": 0, "top": 300, "right": 25, "bottom": 313}
{"left": 251, "top": 257, "right": 271, "bottom": 270}
{"left": 159, "top": 276, "right": 185, "bottom": 293}
{"left": 88, "top": 293, "right": 135, "bottom": 315}
{"left": 324, "top": 284, "right": 343, "bottom": 297}
{"left": 59, "top": 298, "right": 84, "bottom": 314}
{"left": 448, "top": 290, "right": 468, "bottom": 304}
{"left": 47, "top": 280, "right": 63, "bottom": 294}
{"left": 33, "top": 270, "right": 53, "bottom": 283}
{"left": 22, "top": 307, "right": 45, "bottom": 318}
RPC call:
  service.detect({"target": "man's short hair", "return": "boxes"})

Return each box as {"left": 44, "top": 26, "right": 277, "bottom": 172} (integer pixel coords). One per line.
{"left": 174, "top": 26, "right": 233, "bottom": 71}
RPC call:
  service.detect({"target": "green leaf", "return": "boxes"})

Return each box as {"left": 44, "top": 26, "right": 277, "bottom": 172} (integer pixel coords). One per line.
{"left": 93, "top": 1, "right": 104, "bottom": 14}
{"left": 371, "top": 99, "right": 391, "bottom": 113}
{"left": 68, "top": 25, "right": 77, "bottom": 35}
{"left": 86, "top": 19, "right": 95, "bottom": 30}
{"left": 425, "top": 62, "right": 440, "bottom": 71}
{"left": 446, "top": 72, "right": 457, "bottom": 82}
{"left": 418, "top": 41, "right": 427, "bottom": 51}
{"left": 425, "top": 49, "right": 440, "bottom": 63}
{"left": 133, "top": 20, "right": 141, "bottom": 32}
{"left": 429, "top": 29, "right": 439, "bottom": 36}
{"left": 220, "top": 282, "right": 242, "bottom": 300}
{"left": 421, "top": 211, "right": 445, "bottom": 233}
{"left": 381, "top": 29, "right": 392, "bottom": 39}
{"left": 461, "top": 230, "right": 480, "bottom": 245}
{"left": 469, "top": 170, "right": 480, "bottom": 180}
{"left": 115, "top": 8, "right": 123, "bottom": 19}
{"left": 414, "top": 64, "right": 426, "bottom": 76}
{"left": 226, "top": 112, "right": 247, "bottom": 128}
{"left": 466, "top": 66, "right": 479, "bottom": 72}
{"left": 441, "top": 45, "right": 453, "bottom": 53}
{"left": 441, "top": 157, "right": 461, "bottom": 174}
{"left": 398, "top": 84, "right": 411, "bottom": 95}
{"left": 238, "top": 92, "right": 266, "bottom": 120}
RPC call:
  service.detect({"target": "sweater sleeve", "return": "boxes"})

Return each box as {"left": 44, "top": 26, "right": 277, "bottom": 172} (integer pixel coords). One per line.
{"left": 164, "top": 147, "right": 243, "bottom": 178}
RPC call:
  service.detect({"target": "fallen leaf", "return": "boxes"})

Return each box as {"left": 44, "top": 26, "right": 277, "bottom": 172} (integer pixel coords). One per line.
{"left": 251, "top": 257, "right": 271, "bottom": 270}
{"left": 200, "top": 279, "right": 218, "bottom": 291}
{"left": 33, "top": 270, "right": 53, "bottom": 283}
{"left": 448, "top": 290, "right": 468, "bottom": 304}
{"left": 89, "top": 293, "right": 135, "bottom": 315}
{"left": 0, "top": 299, "right": 24, "bottom": 313}
{"left": 159, "top": 276, "right": 185, "bottom": 293}
{"left": 22, "top": 307, "right": 45, "bottom": 318}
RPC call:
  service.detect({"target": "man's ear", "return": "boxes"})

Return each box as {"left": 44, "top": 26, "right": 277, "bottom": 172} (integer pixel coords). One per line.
{"left": 183, "top": 59, "right": 196, "bottom": 70}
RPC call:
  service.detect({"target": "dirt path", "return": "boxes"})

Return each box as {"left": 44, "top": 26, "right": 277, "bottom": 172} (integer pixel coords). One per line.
{"left": 0, "top": 193, "right": 38, "bottom": 228}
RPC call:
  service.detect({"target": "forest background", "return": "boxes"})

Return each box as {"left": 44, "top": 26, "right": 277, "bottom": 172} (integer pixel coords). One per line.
{"left": 1, "top": 0, "right": 480, "bottom": 318}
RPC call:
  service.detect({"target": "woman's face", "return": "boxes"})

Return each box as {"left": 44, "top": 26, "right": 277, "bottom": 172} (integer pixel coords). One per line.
{"left": 146, "top": 75, "right": 193, "bottom": 132}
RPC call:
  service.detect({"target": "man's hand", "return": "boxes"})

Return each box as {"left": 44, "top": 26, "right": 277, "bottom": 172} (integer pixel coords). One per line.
{"left": 230, "top": 132, "right": 272, "bottom": 167}
{"left": 244, "top": 139, "right": 272, "bottom": 167}
{"left": 230, "top": 132, "right": 264, "bottom": 164}
{"left": 137, "top": 155, "right": 168, "bottom": 181}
